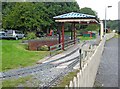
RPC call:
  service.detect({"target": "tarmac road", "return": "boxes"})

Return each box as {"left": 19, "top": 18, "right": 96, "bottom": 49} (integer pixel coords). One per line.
{"left": 94, "top": 37, "right": 118, "bottom": 87}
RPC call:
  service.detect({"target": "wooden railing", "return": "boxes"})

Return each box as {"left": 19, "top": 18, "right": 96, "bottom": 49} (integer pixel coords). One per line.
{"left": 64, "top": 39, "right": 78, "bottom": 49}
{"left": 50, "top": 39, "right": 79, "bottom": 56}
{"left": 49, "top": 43, "right": 62, "bottom": 56}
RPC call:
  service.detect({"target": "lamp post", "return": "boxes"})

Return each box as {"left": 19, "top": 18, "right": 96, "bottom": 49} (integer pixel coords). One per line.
{"left": 105, "top": 6, "right": 112, "bottom": 34}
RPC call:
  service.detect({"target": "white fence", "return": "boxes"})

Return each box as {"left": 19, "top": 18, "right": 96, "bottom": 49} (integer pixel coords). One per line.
{"left": 65, "top": 33, "right": 115, "bottom": 88}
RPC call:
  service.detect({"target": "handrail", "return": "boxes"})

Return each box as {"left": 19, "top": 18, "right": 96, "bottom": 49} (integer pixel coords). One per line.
{"left": 64, "top": 39, "right": 77, "bottom": 48}
{"left": 49, "top": 43, "right": 62, "bottom": 56}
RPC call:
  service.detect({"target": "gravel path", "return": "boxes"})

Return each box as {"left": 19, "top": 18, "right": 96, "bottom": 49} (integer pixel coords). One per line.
{"left": 94, "top": 37, "right": 118, "bottom": 87}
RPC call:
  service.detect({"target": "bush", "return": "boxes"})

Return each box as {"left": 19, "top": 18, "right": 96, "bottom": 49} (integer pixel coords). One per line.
{"left": 24, "top": 32, "right": 37, "bottom": 40}
{"left": 37, "top": 45, "right": 49, "bottom": 51}
{"left": 23, "top": 44, "right": 29, "bottom": 50}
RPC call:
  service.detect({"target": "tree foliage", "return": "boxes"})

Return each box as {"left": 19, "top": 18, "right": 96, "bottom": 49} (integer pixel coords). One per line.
{"left": 85, "top": 24, "right": 99, "bottom": 31}
{"left": 2, "top": 2, "right": 98, "bottom": 33}
{"left": 80, "top": 7, "right": 97, "bottom": 16}
{"left": 106, "top": 20, "right": 118, "bottom": 30}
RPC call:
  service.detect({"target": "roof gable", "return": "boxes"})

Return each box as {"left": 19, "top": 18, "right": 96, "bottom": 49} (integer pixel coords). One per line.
{"left": 53, "top": 12, "right": 96, "bottom": 19}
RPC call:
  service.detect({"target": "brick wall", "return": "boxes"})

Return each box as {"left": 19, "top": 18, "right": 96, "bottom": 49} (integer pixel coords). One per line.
{"left": 28, "top": 39, "right": 59, "bottom": 51}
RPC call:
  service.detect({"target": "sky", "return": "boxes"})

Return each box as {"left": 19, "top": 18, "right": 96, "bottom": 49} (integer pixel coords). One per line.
{"left": 76, "top": 0, "right": 120, "bottom": 20}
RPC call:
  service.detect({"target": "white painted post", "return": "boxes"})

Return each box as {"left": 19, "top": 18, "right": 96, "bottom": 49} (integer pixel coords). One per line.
{"left": 100, "top": 21, "right": 104, "bottom": 40}
{"left": 73, "top": 77, "right": 77, "bottom": 89}
{"left": 79, "top": 70, "right": 83, "bottom": 87}
{"left": 65, "top": 85, "right": 69, "bottom": 89}
{"left": 69, "top": 80, "right": 73, "bottom": 89}
{"left": 77, "top": 72, "right": 80, "bottom": 87}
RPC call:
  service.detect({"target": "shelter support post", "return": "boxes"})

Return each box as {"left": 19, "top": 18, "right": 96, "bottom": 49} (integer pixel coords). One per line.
{"left": 100, "top": 21, "right": 104, "bottom": 40}
{"left": 61, "top": 22, "right": 65, "bottom": 50}
{"left": 71, "top": 24, "right": 73, "bottom": 40}
{"left": 73, "top": 23, "right": 76, "bottom": 44}
{"left": 58, "top": 23, "right": 61, "bottom": 44}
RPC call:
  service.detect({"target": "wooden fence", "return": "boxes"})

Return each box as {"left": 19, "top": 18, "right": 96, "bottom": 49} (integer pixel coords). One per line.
{"left": 64, "top": 33, "right": 115, "bottom": 88}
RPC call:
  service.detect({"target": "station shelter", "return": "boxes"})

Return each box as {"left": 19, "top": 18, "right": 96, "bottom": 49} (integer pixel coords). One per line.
{"left": 53, "top": 12, "right": 104, "bottom": 50}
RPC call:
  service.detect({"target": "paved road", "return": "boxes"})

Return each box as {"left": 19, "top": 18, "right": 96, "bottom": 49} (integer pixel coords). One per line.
{"left": 95, "top": 37, "right": 118, "bottom": 87}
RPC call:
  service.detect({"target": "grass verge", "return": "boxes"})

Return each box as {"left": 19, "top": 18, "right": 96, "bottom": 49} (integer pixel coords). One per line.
{"left": 114, "top": 33, "right": 120, "bottom": 38}
{"left": 1, "top": 40, "right": 49, "bottom": 71}
{"left": 56, "top": 70, "right": 79, "bottom": 87}
{"left": 2, "top": 75, "right": 40, "bottom": 87}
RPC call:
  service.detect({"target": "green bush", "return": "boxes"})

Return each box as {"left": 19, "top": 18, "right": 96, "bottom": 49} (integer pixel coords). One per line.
{"left": 37, "top": 45, "right": 49, "bottom": 51}
{"left": 24, "top": 32, "right": 37, "bottom": 40}
{"left": 23, "top": 44, "right": 29, "bottom": 50}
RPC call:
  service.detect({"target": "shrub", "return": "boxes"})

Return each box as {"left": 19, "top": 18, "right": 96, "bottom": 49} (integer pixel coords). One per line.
{"left": 37, "top": 45, "right": 49, "bottom": 51}
{"left": 23, "top": 44, "right": 29, "bottom": 50}
{"left": 24, "top": 32, "right": 37, "bottom": 40}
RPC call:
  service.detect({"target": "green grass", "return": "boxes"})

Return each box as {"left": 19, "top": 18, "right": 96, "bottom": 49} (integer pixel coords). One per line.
{"left": 114, "top": 33, "right": 120, "bottom": 38}
{"left": 2, "top": 75, "right": 38, "bottom": 87}
{"left": 77, "top": 36, "right": 96, "bottom": 41}
{"left": 1, "top": 40, "right": 49, "bottom": 71}
{"left": 57, "top": 70, "right": 79, "bottom": 87}
{"left": 64, "top": 32, "right": 71, "bottom": 36}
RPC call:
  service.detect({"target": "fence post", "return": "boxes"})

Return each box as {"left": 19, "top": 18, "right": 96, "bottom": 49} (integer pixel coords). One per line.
{"left": 65, "top": 85, "right": 69, "bottom": 89}
{"left": 79, "top": 48, "right": 82, "bottom": 69}
{"left": 77, "top": 72, "right": 80, "bottom": 87}
{"left": 69, "top": 81, "right": 73, "bottom": 89}
{"left": 73, "top": 77, "right": 77, "bottom": 89}
{"left": 50, "top": 47, "right": 51, "bottom": 56}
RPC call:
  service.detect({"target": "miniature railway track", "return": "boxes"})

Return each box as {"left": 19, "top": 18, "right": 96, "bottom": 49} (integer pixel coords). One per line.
{"left": 43, "top": 56, "right": 79, "bottom": 87}
{"left": 1, "top": 50, "right": 79, "bottom": 80}
{"left": 1, "top": 41, "right": 93, "bottom": 87}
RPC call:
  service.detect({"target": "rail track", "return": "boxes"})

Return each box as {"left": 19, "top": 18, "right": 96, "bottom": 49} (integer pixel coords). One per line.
{"left": 1, "top": 41, "right": 95, "bottom": 87}
{"left": 1, "top": 47, "right": 80, "bottom": 80}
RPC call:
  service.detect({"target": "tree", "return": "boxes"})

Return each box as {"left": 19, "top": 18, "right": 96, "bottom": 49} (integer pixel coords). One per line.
{"left": 85, "top": 24, "right": 99, "bottom": 32}
{"left": 2, "top": 2, "right": 80, "bottom": 33}
{"left": 107, "top": 20, "right": 118, "bottom": 30}
{"left": 80, "top": 7, "right": 97, "bottom": 16}
{"left": 2, "top": 2, "right": 99, "bottom": 33}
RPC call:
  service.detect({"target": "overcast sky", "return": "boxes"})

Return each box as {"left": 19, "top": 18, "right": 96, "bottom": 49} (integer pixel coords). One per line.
{"left": 76, "top": 0, "right": 120, "bottom": 20}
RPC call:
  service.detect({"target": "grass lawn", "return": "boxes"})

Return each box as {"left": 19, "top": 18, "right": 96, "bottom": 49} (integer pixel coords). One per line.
{"left": 1, "top": 40, "right": 49, "bottom": 71}
{"left": 2, "top": 75, "right": 40, "bottom": 87}
{"left": 2, "top": 76, "right": 32, "bottom": 87}
{"left": 65, "top": 32, "right": 71, "bottom": 36}
{"left": 77, "top": 36, "right": 96, "bottom": 41}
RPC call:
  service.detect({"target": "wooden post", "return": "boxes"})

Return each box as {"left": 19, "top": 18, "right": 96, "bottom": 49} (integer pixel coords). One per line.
{"left": 90, "top": 32, "right": 92, "bottom": 38}
{"left": 71, "top": 23, "right": 73, "bottom": 40}
{"left": 58, "top": 23, "right": 61, "bottom": 44}
{"left": 73, "top": 23, "right": 76, "bottom": 44}
{"left": 61, "top": 23, "right": 65, "bottom": 50}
